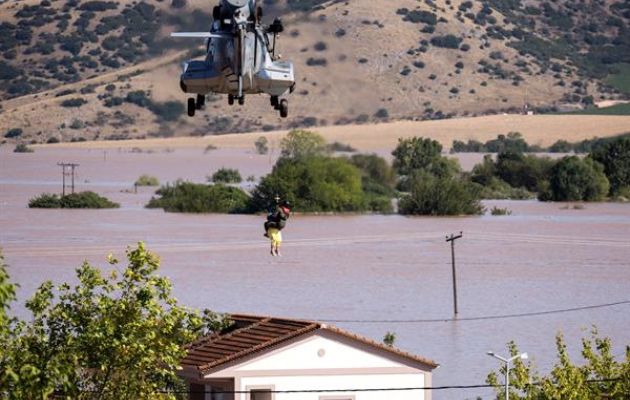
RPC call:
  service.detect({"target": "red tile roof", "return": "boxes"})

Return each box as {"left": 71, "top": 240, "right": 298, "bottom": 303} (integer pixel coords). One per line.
{"left": 181, "top": 314, "right": 438, "bottom": 376}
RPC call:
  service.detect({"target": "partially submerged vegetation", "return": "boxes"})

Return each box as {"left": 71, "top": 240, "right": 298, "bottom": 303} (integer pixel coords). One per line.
{"left": 134, "top": 174, "right": 159, "bottom": 186}
{"left": 146, "top": 182, "right": 248, "bottom": 213}
{"left": 28, "top": 191, "right": 119, "bottom": 208}
{"left": 145, "top": 129, "right": 630, "bottom": 216}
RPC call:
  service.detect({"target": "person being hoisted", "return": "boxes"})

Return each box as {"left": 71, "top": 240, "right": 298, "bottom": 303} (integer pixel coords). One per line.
{"left": 263, "top": 196, "right": 291, "bottom": 256}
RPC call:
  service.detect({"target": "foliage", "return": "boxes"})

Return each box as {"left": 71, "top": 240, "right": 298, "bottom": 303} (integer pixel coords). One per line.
{"left": 60, "top": 98, "right": 87, "bottom": 107}
{"left": 134, "top": 174, "right": 159, "bottom": 186}
{"left": 430, "top": 35, "right": 463, "bottom": 49}
{"left": 249, "top": 156, "right": 368, "bottom": 213}
{"left": 490, "top": 206, "right": 512, "bottom": 216}
{"left": 473, "top": 176, "right": 534, "bottom": 200}
{"left": 0, "top": 250, "right": 17, "bottom": 334}
{"left": 327, "top": 141, "right": 356, "bottom": 153}
{"left": 393, "top": 137, "right": 449, "bottom": 177}
{"left": 495, "top": 151, "right": 556, "bottom": 192}
{"left": 146, "top": 181, "right": 248, "bottom": 213}
{"left": 562, "top": 103, "right": 630, "bottom": 116}
{"left": 4, "top": 128, "right": 22, "bottom": 139}
{"left": 280, "top": 129, "right": 328, "bottom": 160}
{"left": 13, "top": 143, "right": 34, "bottom": 153}
{"left": 452, "top": 132, "right": 531, "bottom": 153}
{"left": 383, "top": 332, "right": 396, "bottom": 347}
{"left": 254, "top": 136, "right": 269, "bottom": 155}
{"left": 348, "top": 153, "right": 397, "bottom": 213}
{"left": 28, "top": 191, "right": 120, "bottom": 208}
{"left": 398, "top": 172, "right": 484, "bottom": 216}
{"left": 486, "top": 330, "right": 630, "bottom": 400}
{"left": 540, "top": 156, "right": 609, "bottom": 202}
{"left": 590, "top": 137, "right": 630, "bottom": 195}
{"left": 204, "top": 143, "right": 217, "bottom": 153}
{"left": 209, "top": 168, "right": 242, "bottom": 184}
{"left": 0, "top": 243, "right": 230, "bottom": 399}
{"left": 604, "top": 63, "right": 630, "bottom": 94}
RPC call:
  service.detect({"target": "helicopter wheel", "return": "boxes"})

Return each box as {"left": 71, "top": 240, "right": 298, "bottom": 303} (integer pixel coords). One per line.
{"left": 196, "top": 94, "right": 205, "bottom": 110}
{"left": 279, "top": 99, "right": 288, "bottom": 118}
{"left": 270, "top": 95, "right": 279, "bottom": 109}
{"left": 228, "top": 94, "right": 235, "bottom": 106}
{"left": 238, "top": 96, "right": 245, "bottom": 106}
{"left": 187, "top": 98, "right": 196, "bottom": 117}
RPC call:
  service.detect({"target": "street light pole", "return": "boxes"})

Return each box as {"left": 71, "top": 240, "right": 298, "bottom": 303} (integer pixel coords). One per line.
{"left": 487, "top": 351, "right": 528, "bottom": 400}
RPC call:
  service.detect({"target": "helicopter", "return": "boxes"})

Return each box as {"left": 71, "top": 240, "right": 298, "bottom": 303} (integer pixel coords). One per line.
{"left": 171, "top": 0, "right": 295, "bottom": 118}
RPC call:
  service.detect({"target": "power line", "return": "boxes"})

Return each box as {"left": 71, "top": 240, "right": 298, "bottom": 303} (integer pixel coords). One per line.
{"left": 317, "top": 300, "right": 630, "bottom": 324}
{"left": 153, "top": 378, "right": 622, "bottom": 394}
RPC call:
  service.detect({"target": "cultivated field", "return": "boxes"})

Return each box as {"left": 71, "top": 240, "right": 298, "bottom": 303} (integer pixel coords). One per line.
{"left": 41, "top": 114, "right": 630, "bottom": 151}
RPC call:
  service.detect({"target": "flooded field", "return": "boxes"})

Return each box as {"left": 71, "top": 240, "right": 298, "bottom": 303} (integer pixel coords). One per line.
{"left": 1, "top": 145, "right": 629, "bottom": 399}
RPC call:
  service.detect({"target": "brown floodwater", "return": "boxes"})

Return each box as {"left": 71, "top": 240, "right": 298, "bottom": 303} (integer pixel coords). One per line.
{"left": 1, "top": 146, "right": 629, "bottom": 399}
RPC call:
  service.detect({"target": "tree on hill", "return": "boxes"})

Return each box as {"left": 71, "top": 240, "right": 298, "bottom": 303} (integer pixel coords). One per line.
{"left": 0, "top": 243, "right": 230, "bottom": 399}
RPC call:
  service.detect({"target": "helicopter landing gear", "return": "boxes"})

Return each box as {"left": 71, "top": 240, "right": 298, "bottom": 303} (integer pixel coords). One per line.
{"left": 228, "top": 94, "right": 235, "bottom": 106}
{"left": 238, "top": 96, "right": 245, "bottom": 106}
{"left": 187, "top": 97, "right": 195, "bottom": 117}
{"left": 196, "top": 94, "right": 205, "bottom": 110}
{"left": 270, "top": 95, "right": 279, "bottom": 109}
{"left": 279, "top": 99, "right": 288, "bottom": 118}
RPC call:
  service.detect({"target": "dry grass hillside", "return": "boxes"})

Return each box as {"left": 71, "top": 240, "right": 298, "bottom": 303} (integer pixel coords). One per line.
{"left": 1, "top": 0, "right": 629, "bottom": 143}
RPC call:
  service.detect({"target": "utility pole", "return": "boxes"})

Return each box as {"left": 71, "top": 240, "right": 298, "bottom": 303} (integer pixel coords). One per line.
{"left": 446, "top": 231, "right": 463, "bottom": 316}
{"left": 57, "top": 163, "right": 79, "bottom": 196}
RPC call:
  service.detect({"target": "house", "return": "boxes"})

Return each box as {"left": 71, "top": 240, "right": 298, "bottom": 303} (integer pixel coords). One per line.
{"left": 178, "top": 314, "right": 439, "bottom": 400}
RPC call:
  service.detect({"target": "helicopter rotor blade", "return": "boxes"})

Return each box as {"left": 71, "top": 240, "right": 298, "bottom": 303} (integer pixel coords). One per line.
{"left": 170, "top": 32, "right": 232, "bottom": 39}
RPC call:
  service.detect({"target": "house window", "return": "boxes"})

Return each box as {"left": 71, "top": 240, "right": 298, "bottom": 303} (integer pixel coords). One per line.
{"left": 248, "top": 388, "right": 273, "bottom": 400}
{"left": 318, "top": 397, "right": 355, "bottom": 400}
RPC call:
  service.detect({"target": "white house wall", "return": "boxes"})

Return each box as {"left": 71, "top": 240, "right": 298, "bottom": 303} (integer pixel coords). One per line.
{"left": 238, "top": 373, "right": 425, "bottom": 400}
{"left": 203, "top": 332, "right": 432, "bottom": 400}
{"left": 233, "top": 334, "right": 408, "bottom": 371}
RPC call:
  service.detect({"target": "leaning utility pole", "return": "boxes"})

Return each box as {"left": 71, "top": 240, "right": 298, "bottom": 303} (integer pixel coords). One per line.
{"left": 57, "top": 162, "right": 79, "bottom": 196}
{"left": 446, "top": 231, "right": 463, "bottom": 316}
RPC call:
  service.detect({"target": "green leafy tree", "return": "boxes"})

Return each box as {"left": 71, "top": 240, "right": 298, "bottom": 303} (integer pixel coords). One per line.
{"left": 254, "top": 136, "right": 269, "bottom": 155}
{"left": 280, "top": 129, "right": 329, "bottom": 160}
{"left": 0, "top": 243, "right": 230, "bottom": 399}
{"left": 398, "top": 171, "right": 484, "bottom": 215}
{"left": 495, "top": 151, "right": 555, "bottom": 192}
{"left": 348, "top": 154, "right": 397, "bottom": 213}
{"left": 542, "top": 156, "right": 609, "bottom": 201}
{"left": 249, "top": 156, "right": 366, "bottom": 212}
{"left": 486, "top": 330, "right": 630, "bottom": 399}
{"left": 485, "top": 132, "right": 529, "bottom": 153}
{"left": 590, "top": 136, "right": 630, "bottom": 195}
{"left": 209, "top": 168, "right": 242, "bottom": 184}
{"left": 392, "top": 137, "right": 445, "bottom": 176}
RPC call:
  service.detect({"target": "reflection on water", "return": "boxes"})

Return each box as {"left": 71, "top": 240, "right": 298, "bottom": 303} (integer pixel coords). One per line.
{"left": 1, "top": 147, "right": 629, "bottom": 399}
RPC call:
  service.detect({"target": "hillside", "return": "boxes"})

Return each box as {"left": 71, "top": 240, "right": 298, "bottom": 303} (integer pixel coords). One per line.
{"left": 1, "top": 0, "right": 630, "bottom": 143}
